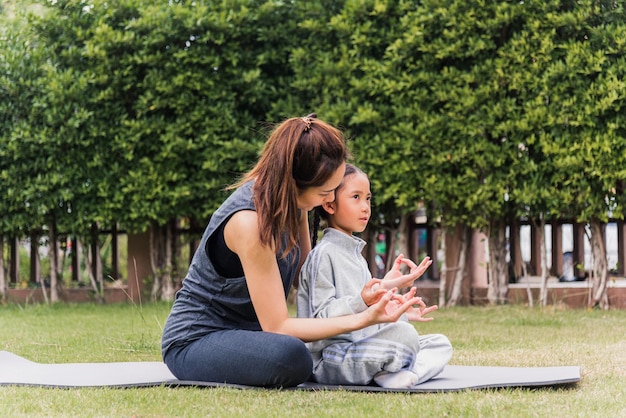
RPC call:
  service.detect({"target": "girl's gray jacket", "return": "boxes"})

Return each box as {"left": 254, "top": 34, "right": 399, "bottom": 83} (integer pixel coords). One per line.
{"left": 297, "top": 228, "right": 385, "bottom": 353}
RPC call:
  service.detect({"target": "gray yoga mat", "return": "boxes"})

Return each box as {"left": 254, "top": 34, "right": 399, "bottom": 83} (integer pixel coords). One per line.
{"left": 0, "top": 351, "right": 580, "bottom": 392}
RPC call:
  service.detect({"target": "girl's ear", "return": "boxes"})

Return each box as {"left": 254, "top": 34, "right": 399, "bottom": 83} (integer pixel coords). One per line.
{"left": 322, "top": 201, "right": 336, "bottom": 215}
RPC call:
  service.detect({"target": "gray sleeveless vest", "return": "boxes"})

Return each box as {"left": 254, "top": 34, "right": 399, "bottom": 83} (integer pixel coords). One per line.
{"left": 161, "top": 181, "right": 300, "bottom": 354}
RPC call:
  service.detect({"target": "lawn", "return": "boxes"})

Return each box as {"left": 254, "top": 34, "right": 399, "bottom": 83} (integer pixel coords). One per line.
{"left": 1, "top": 302, "right": 625, "bottom": 417}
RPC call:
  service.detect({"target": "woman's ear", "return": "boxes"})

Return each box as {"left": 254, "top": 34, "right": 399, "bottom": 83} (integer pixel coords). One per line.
{"left": 322, "top": 201, "right": 336, "bottom": 215}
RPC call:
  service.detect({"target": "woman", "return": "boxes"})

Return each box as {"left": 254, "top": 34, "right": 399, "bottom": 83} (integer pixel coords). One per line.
{"left": 161, "top": 114, "right": 422, "bottom": 387}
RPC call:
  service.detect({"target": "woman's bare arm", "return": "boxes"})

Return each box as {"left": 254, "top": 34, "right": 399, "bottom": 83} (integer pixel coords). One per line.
{"left": 225, "top": 210, "right": 419, "bottom": 342}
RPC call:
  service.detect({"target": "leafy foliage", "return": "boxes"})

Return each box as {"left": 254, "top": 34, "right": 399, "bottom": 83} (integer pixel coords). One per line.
{"left": 2, "top": 0, "right": 626, "bottom": 302}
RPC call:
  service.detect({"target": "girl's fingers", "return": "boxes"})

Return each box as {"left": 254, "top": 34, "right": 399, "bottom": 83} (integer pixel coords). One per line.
{"left": 396, "top": 296, "right": 421, "bottom": 315}
{"left": 365, "top": 278, "right": 382, "bottom": 290}
{"left": 403, "top": 259, "right": 418, "bottom": 270}
{"left": 414, "top": 257, "right": 431, "bottom": 270}
{"left": 392, "top": 255, "right": 405, "bottom": 270}
{"left": 414, "top": 297, "right": 427, "bottom": 308}
{"left": 422, "top": 305, "right": 438, "bottom": 315}
{"left": 409, "top": 257, "right": 433, "bottom": 277}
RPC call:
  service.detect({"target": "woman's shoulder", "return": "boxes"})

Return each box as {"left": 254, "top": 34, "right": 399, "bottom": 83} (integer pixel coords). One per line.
{"left": 229, "top": 209, "right": 257, "bottom": 228}
{"left": 224, "top": 210, "right": 258, "bottom": 241}
{"left": 221, "top": 210, "right": 262, "bottom": 259}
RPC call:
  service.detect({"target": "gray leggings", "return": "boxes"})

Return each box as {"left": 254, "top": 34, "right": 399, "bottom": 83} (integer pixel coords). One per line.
{"left": 164, "top": 329, "right": 313, "bottom": 388}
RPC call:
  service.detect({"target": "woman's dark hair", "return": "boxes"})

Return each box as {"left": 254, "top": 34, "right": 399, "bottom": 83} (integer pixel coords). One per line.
{"left": 233, "top": 114, "right": 349, "bottom": 257}
{"left": 311, "top": 164, "right": 364, "bottom": 247}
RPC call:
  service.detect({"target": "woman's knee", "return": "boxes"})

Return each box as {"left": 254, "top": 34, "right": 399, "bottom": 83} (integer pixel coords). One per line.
{"left": 275, "top": 337, "right": 313, "bottom": 386}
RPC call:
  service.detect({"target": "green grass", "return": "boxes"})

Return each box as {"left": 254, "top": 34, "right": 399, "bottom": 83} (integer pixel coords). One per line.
{"left": 1, "top": 302, "right": 625, "bottom": 417}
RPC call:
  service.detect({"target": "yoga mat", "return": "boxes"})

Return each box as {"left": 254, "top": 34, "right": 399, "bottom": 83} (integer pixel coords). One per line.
{"left": 0, "top": 351, "right": 580, "bottom": 392}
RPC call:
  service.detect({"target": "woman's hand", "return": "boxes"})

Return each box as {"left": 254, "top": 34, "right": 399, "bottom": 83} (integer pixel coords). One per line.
{"left": 380, "top": 254, "right": 432, "bottom": 290}
{"left": 362, "top": 288, "right": 424, "bottom": 324}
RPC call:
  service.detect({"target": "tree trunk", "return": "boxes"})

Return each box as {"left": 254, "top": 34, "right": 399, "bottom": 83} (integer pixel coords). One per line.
{"left": 538, "top": 217, "right": 549, "bottom": 307}
{"left": 48, "top": 220, "right": 59, "bottom": 303}
{"left": 161, "top": 221, "right": 175, "bottom": 301}
{"left": 528, "top": 216, "right": 549, "bottom": 307}
{"left": 589, "top": 220, "right": 609, "bottom": 309}
{"left": 438, "top": 227, "right": 447, "bottom": 307}
{"left": 75, "top": 239, "right": 85, "bottom": 284}
{"left": 487, "top": 219, "right": 509, "bottom": 305}
{"left": 393, "top": 215, "right": 412, "bottom": 292}
{"left": 87, "top": 224, "right": 104, "bottom": 303}
{"left": 171, "top": 218, "right": 183, "bottom": 290}
{"left": 447, "top": 225, "right": 468, "bottom": 307}
{"left": 0, "top": 237, "right": 6, "bottom": 303}
{"left": 385, "top": 227, "right": 398, "bottom": 271}
{"left": 147, "top": 221, "right": 177, "bottom": 302}
{"left": 397, "top": 214, "right": 410, "bottom": 266}
{"left": 55, "top": 234, "right": 67, "bottom": 285}
{"left": 149, "top": 224, "right": 160, "bottom": 301}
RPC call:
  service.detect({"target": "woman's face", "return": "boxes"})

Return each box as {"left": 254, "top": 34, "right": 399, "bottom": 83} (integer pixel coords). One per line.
{"left": 296, "top": 163, "right": 346, "bottom": 211}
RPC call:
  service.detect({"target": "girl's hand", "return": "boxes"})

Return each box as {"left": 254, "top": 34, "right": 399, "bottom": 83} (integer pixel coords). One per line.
{"left": 360, "top": 278, "right": 389, "bottom": 306}
{"left": 381, "top": 254, "right": 432, "bottom": 290}
{"left": 405, "top": 303, "right": 438, "bottom": 322}
{"left": 387, "top": 287, "right": 438, "bottom": 322}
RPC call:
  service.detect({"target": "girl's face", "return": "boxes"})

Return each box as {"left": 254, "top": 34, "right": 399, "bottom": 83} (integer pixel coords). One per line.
{"left": 296, "top": 163, "right": 346, "bottom": 211}
{"left": 324, "top": 172, "right": 371, "bottom": 235}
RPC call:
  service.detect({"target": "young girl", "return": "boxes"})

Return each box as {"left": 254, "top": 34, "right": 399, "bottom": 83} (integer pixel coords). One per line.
{"left": 161, "top": 115, "right": 424, "bottom": 388}
{"left": 297, "top": 164, "right": 453, "bottom": 388}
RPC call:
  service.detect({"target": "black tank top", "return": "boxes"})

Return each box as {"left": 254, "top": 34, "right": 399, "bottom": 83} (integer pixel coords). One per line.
{"left": 206, "top": 215, "right": 245, "bottom": 278}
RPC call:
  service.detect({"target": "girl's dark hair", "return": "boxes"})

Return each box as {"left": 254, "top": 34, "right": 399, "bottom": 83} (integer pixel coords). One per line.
{"left": 311, "top": 164, "right": 364, "bottom": 247}
{"left": 233, "top": 114, "right": 349, "bottom": 257}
